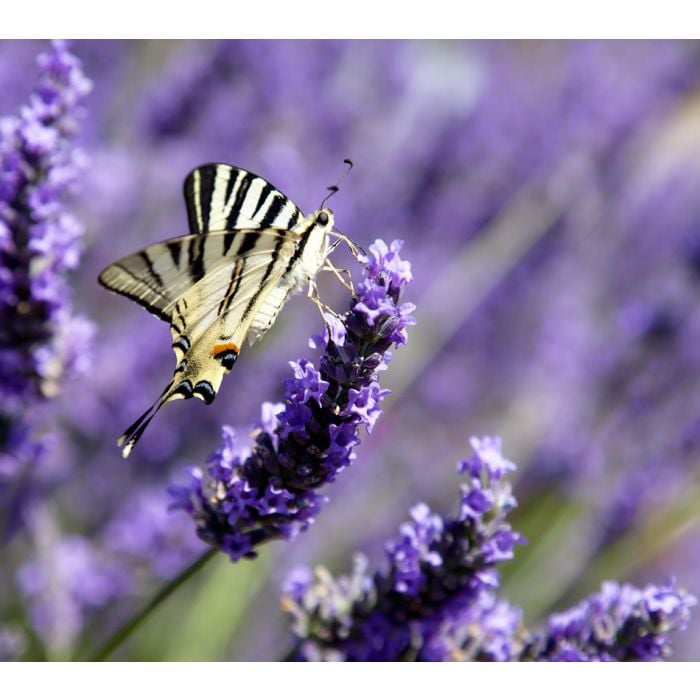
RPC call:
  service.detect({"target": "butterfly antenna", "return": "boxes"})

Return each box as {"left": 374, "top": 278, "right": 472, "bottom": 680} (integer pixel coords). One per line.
{"left": 320, "top": 158, "right": 354, "bottom": 209}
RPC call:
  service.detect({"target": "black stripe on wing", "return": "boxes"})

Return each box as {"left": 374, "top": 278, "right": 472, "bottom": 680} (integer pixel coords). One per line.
{"left": 225, "top": 170, "right": 254, "bottom": 230}
{"left": 99, "top": 261, "right": 172, "bottom": 322}
{"left": 240, "top": 221, "right": 300, "bottom": 323}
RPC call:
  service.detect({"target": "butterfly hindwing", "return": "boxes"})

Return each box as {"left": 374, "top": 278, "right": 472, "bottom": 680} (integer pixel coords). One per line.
{"left": 166, "top": 230, "right": 298, "bottom": 352}
{"left": 115, "top": 230, "right": 299, "bottom": 459}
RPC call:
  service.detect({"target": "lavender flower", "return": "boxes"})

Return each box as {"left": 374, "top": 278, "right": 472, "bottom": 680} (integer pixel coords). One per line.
{"left": 281, "top": 439, "right": 694, "bottom": 662}
{"left": 281, "top": 437, "right": 525, "bottom": 661}
{"left": 0, "top": 40, "right": 92, "bottom": 479}
{"left": 170, "top": 239, "right": 415, "bottom": 561}
{"left": 419, "top": 591, "right": 523, "bottom": 662}
{"left": 522, "top": 580, "right": 696, "bottom": 661}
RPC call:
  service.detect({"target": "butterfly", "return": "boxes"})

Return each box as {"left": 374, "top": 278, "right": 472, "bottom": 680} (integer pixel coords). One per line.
{"left": 99, "top": 162, "right": 356, "bottom": 458}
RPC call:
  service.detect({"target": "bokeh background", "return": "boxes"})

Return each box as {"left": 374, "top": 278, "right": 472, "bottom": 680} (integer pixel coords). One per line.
{"left": 2, "top": 39, "right": 700, "bottom": 661}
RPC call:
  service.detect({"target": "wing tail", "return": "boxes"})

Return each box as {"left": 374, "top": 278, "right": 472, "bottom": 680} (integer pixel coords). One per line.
{"left": 118, "top": 380, "right": 184, "bottom": 458}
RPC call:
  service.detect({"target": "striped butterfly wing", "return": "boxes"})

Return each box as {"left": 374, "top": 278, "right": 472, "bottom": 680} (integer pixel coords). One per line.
{"left": 99, "top": 163, "right": 311, "bottom": 457}
{"left": 183, "top": 163, "right": 303, "bottom": 235}
{"left": 164, "top": 229, "right": 300, "bottom": 355}
{"left": 99, "top": 164, "right": 304, "bottom": 321}
{"left": 98, "top": 229, "right": 297, "bottom": 325}
{"left": 103, "top": 230, "right": 300, "bottom": 458}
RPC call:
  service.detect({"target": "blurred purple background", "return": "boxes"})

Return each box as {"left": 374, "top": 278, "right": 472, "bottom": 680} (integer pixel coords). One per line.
{"left": 1, "top": 39, "right": 700, "bottom": 660}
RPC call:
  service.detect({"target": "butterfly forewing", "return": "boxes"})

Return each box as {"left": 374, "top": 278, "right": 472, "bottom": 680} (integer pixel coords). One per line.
{"left": 183, "top": 163, "right": 303, "bottom": 235}
{"left": 100, "top": 163, "right": 306, "bottom": 320}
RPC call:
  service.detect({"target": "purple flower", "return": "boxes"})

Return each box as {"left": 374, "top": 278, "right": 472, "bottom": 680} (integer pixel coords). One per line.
{"left": 342, "top": 384, "right": 389, "bottom": 432}
{"left": 281, "top": 437, "right": 524, "bottom": 661}
{"left": 385, "top": 503, "right": 444, "bottom": 595}
{"left": 282, "top": 565, "right": 314, "bottom": 600}
{"left": 170, "top": 239, "right": 414, "bottom": 562}
{"left": 286, "top": 359, "right": 330, "bottom": 405}
{"left": 522, "top": 580, "right": 696, "bottom": 661}
{"left": 0, "top": 40, "right": 92, "bottom": 492}
{"left": 362, "top": 239, "right": 414, "bottom": 291}
{"left": 281, "top": 436, "right": 694, "bottom": 662}
{"left": 420, "top": 591, "right": 523, "bottom": 662}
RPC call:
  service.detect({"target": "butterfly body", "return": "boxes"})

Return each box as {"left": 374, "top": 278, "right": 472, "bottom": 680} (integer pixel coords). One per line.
{"left": 98, "top": 163, "right": 337, "bottom": 457}
{"left": 248, "top": 208, "right": 334, "bottom": 345}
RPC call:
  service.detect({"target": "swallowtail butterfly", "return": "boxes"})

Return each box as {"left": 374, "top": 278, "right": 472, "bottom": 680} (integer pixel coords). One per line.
{"left": 99, "top": 162, "right": 354, "bottom": 458}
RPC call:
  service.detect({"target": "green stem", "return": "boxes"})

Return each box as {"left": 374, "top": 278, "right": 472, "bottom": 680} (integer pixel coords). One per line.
{"left": 85, "top": 547, "right": 218, "bottom": 662}
{"left": 565, "top": 477, "right": 700, "bottom": 604}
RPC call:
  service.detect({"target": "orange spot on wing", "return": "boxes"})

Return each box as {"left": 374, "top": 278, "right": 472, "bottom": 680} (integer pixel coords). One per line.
{"left": 211, "top": 342, "right": 240, "bottom": 357}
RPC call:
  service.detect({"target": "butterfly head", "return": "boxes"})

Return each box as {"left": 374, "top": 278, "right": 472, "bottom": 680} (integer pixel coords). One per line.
{"left": 314, "top": 208, "right": 334, "bottom": 230}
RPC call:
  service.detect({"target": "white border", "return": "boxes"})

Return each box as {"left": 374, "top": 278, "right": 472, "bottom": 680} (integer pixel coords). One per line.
{"left": 0, "top": 661, "right": 698, "bottom": 699}
{"left": 1, "top": 1, "right": 700, "bottom": 39}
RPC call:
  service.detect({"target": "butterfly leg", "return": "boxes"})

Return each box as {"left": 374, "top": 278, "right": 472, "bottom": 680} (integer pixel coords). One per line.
{"left": 322, "top": 258, "right": 356, "bottom": 295}
{"left": 328, "top": 231, "right": 365, "bottom": 259}
{"left": 307, "top": 278, "right": 343, "bottom": 321}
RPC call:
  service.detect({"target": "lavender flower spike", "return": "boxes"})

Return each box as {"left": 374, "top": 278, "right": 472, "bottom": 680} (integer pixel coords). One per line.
{"left": 0, "top": 41, "right": 92, "bottom": 477}
{"left": 281, "top": 438, "right": 694, "bottom": 662}
{"left": 281, "top": 437, "right": 526, "bottom": 661}
{"left": 170, "top": 239, "right": 415, "bottom": 562}
{"left": 521, "top": 580, "right": 696, "bottom": 661}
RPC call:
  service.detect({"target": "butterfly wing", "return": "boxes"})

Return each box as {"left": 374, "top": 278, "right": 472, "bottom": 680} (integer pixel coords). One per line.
{"left": 100, "top": 162, "right": 304, "bottom": 312}
{"left": 183, "top": 163, "right": 303, "bottom": 234}
{"left": 166, "top": 229, "right": 300, "bottom": 355}
{"left": 99, "top": 162, "right": 306, "bottom": 318}
{"left": 98, "top": 229, "right": 296, "bottom": 324}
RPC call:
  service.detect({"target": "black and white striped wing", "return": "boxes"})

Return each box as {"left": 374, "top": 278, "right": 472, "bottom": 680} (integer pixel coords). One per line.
{"left": 98, "top": 162, "right": 320, "bottom": 458}
{"left": 101, "top": 227, "right": 300, "bottom": 459}
{"left": 163, "top": 230, "right": 299, "bottom": 350}
{"left": 98, "top": 228, "right": 297, "bottom": 325}
{"left": 99, "top": 163, "right": 305, "bottom": 319}
{"left": 183, "top": 163, "right": 303, "bottom": 235}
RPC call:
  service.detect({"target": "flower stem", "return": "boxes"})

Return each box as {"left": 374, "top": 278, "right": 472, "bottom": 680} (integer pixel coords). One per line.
{"left": 85, "top": 547, "right": 218, "bottom": 661}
